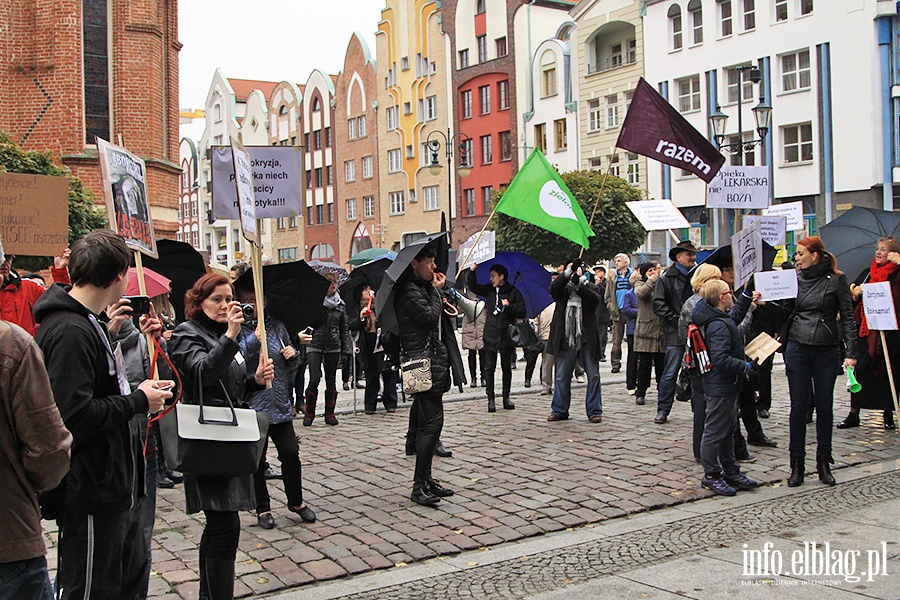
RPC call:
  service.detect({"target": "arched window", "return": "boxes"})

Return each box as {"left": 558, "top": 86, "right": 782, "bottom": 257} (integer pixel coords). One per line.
{"left": 213, "top": 103, "right": 222, "bottom": 122}
{"left": 309, "top": 243, "right": 335, "bottom": 261}
{"left": 279, "top": 105, "right": 288, "bottom": 116}
{"left": 668, "top": 4, "right": 683, "bottom": 50}
{"left": 312, "top": 97, "right": 321, "bottom": 112}
{"left": 688, "top": 0, "right": 703, "bottom": 45}
{"left": 540, "top": 51, "right": 558, "bottom": 97}
{"left": 350, "top": 223, "right": 373, "bottom": 257}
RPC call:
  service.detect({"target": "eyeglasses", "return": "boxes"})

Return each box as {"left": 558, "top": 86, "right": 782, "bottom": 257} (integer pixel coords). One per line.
{"left": 720, "top": 290, "right": 734, "bottom": 297}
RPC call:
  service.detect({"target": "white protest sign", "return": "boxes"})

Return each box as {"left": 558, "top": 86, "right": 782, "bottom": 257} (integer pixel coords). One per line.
{"left": 459, "top": 230, "right": 495, "bottom": 269}
{"left": 625, "top": 200, "right": 691, "bottom": 231}
{"left": 231, "top": 141, "right": 258, "bottom": 245}
{"left": 706, "top": 166, "right": 770, "bottom": 209}
{"left": 743, "top": 215, "right": 787, "bottom": 247}
{"left": 754, "top": 269, "right": 798, "bottom": 301}
{"left": 732, "top": 220, "right": 763, "bottom": 289}
{"left": 862, "top": 282, "right": 898, "bottom": 330}
{"left": 764, "top": 201, "right": 804, "bottom": 231}
{"left": 212, "top": 146, "right": 303, "bottom": 219}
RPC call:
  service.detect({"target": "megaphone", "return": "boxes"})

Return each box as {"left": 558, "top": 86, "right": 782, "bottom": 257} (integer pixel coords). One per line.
{"left": 447, "top": 288, "right": 485, "bottom": 321}
{"left": 846, "top": 367, "right": 862, "bottom": 394}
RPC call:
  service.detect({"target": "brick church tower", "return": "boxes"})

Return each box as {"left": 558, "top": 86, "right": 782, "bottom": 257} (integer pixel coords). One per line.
{"left": 0, "top": 0, "right": 181, "bottom": 238}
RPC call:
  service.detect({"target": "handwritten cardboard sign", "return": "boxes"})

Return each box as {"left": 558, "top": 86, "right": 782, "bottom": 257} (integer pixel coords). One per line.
{"left": 862, "top": 282, "right": 898, "bottom": 331}
{"left": 0, "top": 172, "right": 69, "bottom": 256}
{"left": 754, "top": 269, "right": 798, "bottom": 301}
{"left": 706, "top": 166, "right": 770, "bottom": 209}
{"left": 459, "top": 231, "right": 496, "bottom": 269}
{"left": 625, "top": 200, "right": 691, "bottom": 231}
{"left": 97, "top": 138, "right": 157, "bottom": 258}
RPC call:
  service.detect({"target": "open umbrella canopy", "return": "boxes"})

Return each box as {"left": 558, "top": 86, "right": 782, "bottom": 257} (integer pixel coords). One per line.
{"left": 376, "top": 231, "right": 449, "bottom": 336}
{"left": 307, "top": 260, "right": 350, "bottom": 286}
{"left": 472, "top": 252, "right": 553, "bottom": 318}
{"left": 126, "top": 267, "right": 170, "bottom": 298}
{"left": 139, "top": 240, "right": 207, "bottom": 322}
{"left": 347, "top": 248, "right": 397, "bottom": 266}
{"left": 820, "top": 206, "right": 900, "bottom": 280}
{"left": 233, "top": 260, "right": 331, "bottom": 339}
{"left": 340, "top": 257, "right": 393, "bottom": 305}
{"left": 697, "top": 240, "right": 778, "bottom": 273}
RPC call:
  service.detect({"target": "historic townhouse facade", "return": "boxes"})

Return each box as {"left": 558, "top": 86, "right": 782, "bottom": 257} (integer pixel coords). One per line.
{"left": 266, "top": 81, "right": 306, "bottom": 264}
{"left": 1, "top": 0, "right": 180, "bottom": 237}
{"left": 335, "top": 33, "right": 382, "bottom": 261}
{"left": 375, "top": 0, "right": 452, "bottom": 251}
{"left": 178, "top": 137, "right": 202, "bottom": 252}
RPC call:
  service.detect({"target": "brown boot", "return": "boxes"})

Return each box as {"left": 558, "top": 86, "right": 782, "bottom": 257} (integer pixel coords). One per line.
{"left": 302, "top": 390, "right": 317, "bottom": 427}
{"left": 324, "top": 390, "right": 339, "bottom": 425}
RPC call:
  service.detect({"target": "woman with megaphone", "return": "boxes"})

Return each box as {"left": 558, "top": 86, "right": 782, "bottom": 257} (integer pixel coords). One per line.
{"left": 838, "top": 237, "right": 900, "bottom": 431}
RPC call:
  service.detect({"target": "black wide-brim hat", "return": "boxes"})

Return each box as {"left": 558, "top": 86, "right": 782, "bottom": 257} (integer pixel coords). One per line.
{"left": 668, "top": 241, "right": 701, "bottom": 261}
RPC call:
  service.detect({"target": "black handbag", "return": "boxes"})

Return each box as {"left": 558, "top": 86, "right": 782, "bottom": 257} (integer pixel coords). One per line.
{"left": 158, "top": 377, "right": 269, "bottom": 478}
{"left": 508, "top": 321, "right": 540, "bottom": 348}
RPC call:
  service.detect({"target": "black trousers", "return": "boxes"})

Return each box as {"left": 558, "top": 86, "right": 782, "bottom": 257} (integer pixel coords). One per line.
{"left": 57, "top": 507, "right": 147, "bottom": 600}
{"left": 362, "top": 346, "right": 398, "bottom": 411}
{"left": 306, "top": 351, "right": 340, "bottom": 396}
{"left": 199, "top": 510, "right": 240, "bottom": 598}
{"left": 483, "top": 345, "right": 514, "bottom": 401}
{"left": 635, "top": 351, "right": 665, "bottom": 397}
{"left": 738, "top": 378, "right": 765, "bottom": 441}
{"left": 253, "top": 421, "right": 303, "bottom": 513}
{"left": 524, "top": 346, "right": 541, "bottom": 382}
{"left": 597, "top": 322, "right": 609, "bottom": 360}
{"left": 407, "top": 390, "right": 444, "bottom": 485}
{"left": 755, "top": 352, "right": 775, "bottom": 411}
{"left": 467, "top": 349, "right": 484, "bottom": 383}
{"left": 625, "top": 334, "right": 637, "bottom": 390}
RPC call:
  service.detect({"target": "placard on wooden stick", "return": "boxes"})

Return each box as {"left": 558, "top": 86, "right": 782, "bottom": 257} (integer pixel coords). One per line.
{"left": 0, "top": 172, "right": 69, "bottom": 256}
{"left": 97, "top": 138, "right": 157, "bottom": 258}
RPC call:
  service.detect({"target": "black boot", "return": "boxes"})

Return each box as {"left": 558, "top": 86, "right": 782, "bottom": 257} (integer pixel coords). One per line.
{"left": 324, "top": 390, "right": 339, "bottom": 425}
{"left": 434, "top": 440, "right": 452, "bottom": 457}
{"left": 302, "top": 390, "right": 317, "bottom": 427}
{"left": 836, "top": 411, "right": 860, "bottom": 429}
{"left": 204, "top": 557, "right": 236, "bottom": 600}
{"left": 487, "top": 394, "right": 496, "bottom": 413}
{"left": 198, "top": 549, "right": 209, "bottom": 600}
{"left": 885, "top": 411, "right": 897, "bottom": 430}
{"left": 816, "top": 452, "right": 836, "bottom": 486}
{"left": 788, "top": 453, "right": 805, "bottom": 487}
{"left": 502, "top": 397, "right": 515, "bottom": 410}
{"left": 410, "top": 482, "right": 441, "bottom": 506}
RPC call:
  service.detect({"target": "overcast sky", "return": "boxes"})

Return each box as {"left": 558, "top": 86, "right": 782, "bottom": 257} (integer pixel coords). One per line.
{"left": 178, "top": 1, "right": 384, "bottom": 141}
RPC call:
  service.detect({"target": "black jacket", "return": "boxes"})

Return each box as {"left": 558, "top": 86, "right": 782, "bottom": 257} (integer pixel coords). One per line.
{"left": 594, "top": 277, "right": 611, "bottom": 324}
{"left": 692, "top": 294, "right": 753, "bottom": 397}
{"left": 784, "top": 261, "right": 857, "bottom": 357}
{"left": 33, "top": 285, "right": 149, "bottom": 515}
{"left": 653, "top": 264, "right": 694, "bottom": 345}
{"left": 547, "top": 270, "right": 602, "bottom": 356}
{"left": 309, "top": 302, "right": 350, "bottom": 354}
{"left": 464, "top": 271, "right": 527, "bottom": 350}
{"left": 395, "top": 275, "right": 465, "bottom": 394}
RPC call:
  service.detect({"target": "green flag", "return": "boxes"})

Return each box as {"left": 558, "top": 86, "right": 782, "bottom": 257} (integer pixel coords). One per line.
{"left": 494, "top": 149, "right": 594, "bottom": 249}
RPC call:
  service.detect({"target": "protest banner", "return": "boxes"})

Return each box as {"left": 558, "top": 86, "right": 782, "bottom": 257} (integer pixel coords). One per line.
{"left": 754, "top": 269, "right": 798, "bottom": 301}
{"left": 743, "top": 215, "right": 787, "bottom": 246}
{"left": 0, "top": 172, "right": 69, "bottom": 256}
{"left": 732, "top": 220, "right": 762, "bottom": 288}
{"left": 764, "top": 201, "right": 804, "bottom": 231}
{"left": 97, "top": 138, "right": 157, "bottom": 258}
{"left": 458, "top": 230, "right": 495, "bottom": 269}
{"left": 706, "top": 166, "right": 770, "bottom": 209}
{"left": 231, "top": 141, "right": 258, "bottom": 246}
{"left": 211, "top": 146, "right": 303, "bottom": 219}
{"left": 862, "top": 281, "right": 900, "bottom": 412}
{"left": 625, "top": 199, "right": 691, "bottom": 231}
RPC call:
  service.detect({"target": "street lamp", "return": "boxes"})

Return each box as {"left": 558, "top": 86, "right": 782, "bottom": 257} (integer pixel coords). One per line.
{"left": 708, "top": 65, "right": 771, "bottom": 165}
{"left": 426, "top": 128, "right": 472, "bottom": 244}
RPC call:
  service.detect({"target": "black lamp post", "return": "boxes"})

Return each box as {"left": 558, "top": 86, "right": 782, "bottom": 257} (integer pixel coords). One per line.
{"left": 426, "top": 128, "right": 472, "bottom": 244}
{"left": 708, "top": 66, "right": 772, "bottom": 165}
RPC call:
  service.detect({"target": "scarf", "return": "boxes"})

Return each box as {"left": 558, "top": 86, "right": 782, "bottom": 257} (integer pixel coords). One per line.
{"left": 323, "top": 290, "right": 344, "bottom": 310}
{"left": 565, "top": 290, "right": 583, "bottom": 349}
{"left": 858, "top": 258, "right": 898, "bottom": 340}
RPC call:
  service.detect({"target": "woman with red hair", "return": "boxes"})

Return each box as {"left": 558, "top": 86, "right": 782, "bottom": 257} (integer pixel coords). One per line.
{"left": 782, "top": 236, "right": 857, "bottom": 487}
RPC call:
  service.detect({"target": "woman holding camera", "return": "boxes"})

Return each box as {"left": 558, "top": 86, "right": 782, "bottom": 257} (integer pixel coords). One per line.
{"left": 302, "top": 273, "right": 350, "bottom": 426}
{"left": 169, "top": 273, "right": 274, "bottom": 600}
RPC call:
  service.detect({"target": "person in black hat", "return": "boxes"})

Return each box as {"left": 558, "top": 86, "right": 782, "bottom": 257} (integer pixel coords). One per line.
{"left": 651, "top": 241, "right": 699, "bottom": 424}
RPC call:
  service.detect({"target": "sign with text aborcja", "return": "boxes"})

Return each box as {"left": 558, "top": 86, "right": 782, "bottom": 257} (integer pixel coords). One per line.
{"left": 706, "top": 166, "right": 771, "bottom": 209}
{"left": 212, "top": 146, "right": 303, "bottom": 219}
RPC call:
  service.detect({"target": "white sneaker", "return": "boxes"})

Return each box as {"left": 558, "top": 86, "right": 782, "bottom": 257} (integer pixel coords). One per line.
{"left": 574, "top": 375, "right": 586, "bottom": 383}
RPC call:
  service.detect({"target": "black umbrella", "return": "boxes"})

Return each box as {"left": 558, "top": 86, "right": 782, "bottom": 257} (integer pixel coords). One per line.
{"left": 140, "top": 240, "right": 207, "bottom": 322}
{"left": 233, "top": 260, "right": 331, "bottom": 339}
{"left": 376, "top": 231, "right": 449, "bottom": 336}
{"left": 698, "top": 240, "right": 778, "bottom": 273}
{"left": 820, "top": 206, "right": 900, "bottom": 279}
{"left": 339, "top": 257, "right": 393, "bottom": 305}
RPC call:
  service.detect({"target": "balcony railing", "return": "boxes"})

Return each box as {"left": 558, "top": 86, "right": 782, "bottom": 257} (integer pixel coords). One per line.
{"left": 587, "top": 56, "right": 637, "bottom": 75}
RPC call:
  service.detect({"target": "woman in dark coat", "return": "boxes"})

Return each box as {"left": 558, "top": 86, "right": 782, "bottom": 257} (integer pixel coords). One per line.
{"left": 168, "top": 274, "right": 274, "bottom": 600}
{"left": 348, "top": 283, "right": 398, "bottom": 414}
{"left": 465, "top": 264, "right": 527, "bottom": 412}
{"left": 302, "top": 273, "right": 350, "bottom": 426}
{"left": 783, "top": 236, "right": 857, "bottom": 488}
{"left": 838, "top": 236, "right": 900, "bottom": 430}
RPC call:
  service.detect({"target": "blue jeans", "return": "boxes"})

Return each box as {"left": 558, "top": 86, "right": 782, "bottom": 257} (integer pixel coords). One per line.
{"left": 551, "top": 343, "right": 602, "bottom": 418}
{"left": 656, "top": 345, "right": 684, "bottom": 416}
{"left": 700, "top": 394, "right": 740, "bottom": 478}
{"left": 784, "top": 341, "right": 841, "bottom": 456}
{"left": 0, "top": 556, "right": 53, "bottom": 600}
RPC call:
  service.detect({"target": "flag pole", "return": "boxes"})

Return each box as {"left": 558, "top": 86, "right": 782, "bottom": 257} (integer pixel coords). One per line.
{"left": 455, "top": 208, "right": 498, "bottom": 280}
{"left": 578, "top": 147, "right": 618, "bottom": 259}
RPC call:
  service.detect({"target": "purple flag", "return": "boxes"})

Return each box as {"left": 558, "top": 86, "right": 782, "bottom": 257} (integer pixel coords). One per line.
{"left": 616, "top": 78, "right": 725, "bottom": 183}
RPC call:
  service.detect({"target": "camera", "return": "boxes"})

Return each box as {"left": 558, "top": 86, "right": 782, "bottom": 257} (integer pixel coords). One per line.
{"left": 571, "top": 258, "right": 585, "bottom": 272}
{"left": 123, "top": 295, "right": 151, "bottom": 316}
{"left": 239, "top": 303, "right": 256, "bottom": 320}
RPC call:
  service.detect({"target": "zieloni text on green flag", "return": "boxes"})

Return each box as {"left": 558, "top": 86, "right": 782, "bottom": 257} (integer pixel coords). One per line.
{"left": 493, "top": 149, "right": 594, "bottom": 249}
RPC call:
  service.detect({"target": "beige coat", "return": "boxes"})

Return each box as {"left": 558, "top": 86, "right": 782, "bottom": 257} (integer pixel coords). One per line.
{"left": 533, "top": 301, "right": 556, "bottom": 342}
{"left": 461, "top": 308, "right": 485, "bottom": 350}
{"left": 633, "top": 275, "right": 666, "bottom": 353}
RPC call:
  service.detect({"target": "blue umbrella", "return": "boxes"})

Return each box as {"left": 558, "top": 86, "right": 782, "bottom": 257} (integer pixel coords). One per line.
{"left": 472, "top": 252, "right": 552, "bottom": 319}
{"left": 347, "top": 248, "right": 397, "bottom": 266}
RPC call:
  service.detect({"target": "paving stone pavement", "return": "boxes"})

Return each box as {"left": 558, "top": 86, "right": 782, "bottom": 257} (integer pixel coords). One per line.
{"left": 41, "top": 357, "right": 900, "bottom": 599}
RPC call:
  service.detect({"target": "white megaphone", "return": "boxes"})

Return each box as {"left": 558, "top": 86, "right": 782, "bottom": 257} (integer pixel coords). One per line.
{"left": 447, "top": 288, "right": 485, "bottom": 321}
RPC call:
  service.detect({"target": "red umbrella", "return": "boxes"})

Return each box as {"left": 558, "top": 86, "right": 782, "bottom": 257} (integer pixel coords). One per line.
{"left": 126, "top": 267, "right": 171, "bottom": 298}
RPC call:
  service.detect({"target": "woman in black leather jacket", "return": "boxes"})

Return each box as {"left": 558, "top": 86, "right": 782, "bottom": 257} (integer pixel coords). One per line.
{"left": 302, "top": 274, "right": 350, "bottom": 426}
{"left": 169, "top": 273, "right": 274, "bottom": 600}
{"left": 783, "top": 236, "right": 856, "bottom": 488}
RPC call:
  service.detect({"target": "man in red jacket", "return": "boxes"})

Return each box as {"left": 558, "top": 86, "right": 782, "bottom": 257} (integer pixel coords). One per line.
{"left": 0, "top": 248, "right": 70, "bottom": 335}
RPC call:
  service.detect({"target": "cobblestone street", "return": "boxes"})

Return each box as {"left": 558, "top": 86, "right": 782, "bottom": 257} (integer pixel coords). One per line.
{"left": 43, "top": 359, "right": 900, "bottom": 598}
